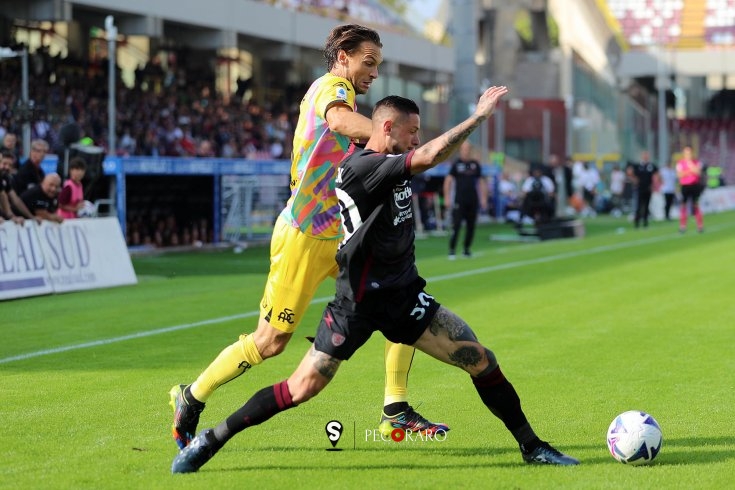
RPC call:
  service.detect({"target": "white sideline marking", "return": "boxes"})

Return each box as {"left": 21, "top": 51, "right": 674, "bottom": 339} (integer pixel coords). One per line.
{"left": 0, "top": 228, "right": 722, "bottom": 364}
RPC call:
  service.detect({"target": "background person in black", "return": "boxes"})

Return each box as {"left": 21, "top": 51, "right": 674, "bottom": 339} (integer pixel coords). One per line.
{"left": 14, "top": 139, "right": 49, "bottom": 194}
{"left": 0, "top": 150, "right": 35, "bottom": 224}
{"left": 172, "top": 87, "right": 580, "bottom": 473}
{"left": 627, "top": 150, "right": 659, "bottom": 228}
{"left": 443, "top": 141, "right": 487, "bottom": 259}
{"left": 519, "top": 165, "right": 555, "bottom": 226}
{"left": 18, "top": 173, "right": 63, "bottom": 223}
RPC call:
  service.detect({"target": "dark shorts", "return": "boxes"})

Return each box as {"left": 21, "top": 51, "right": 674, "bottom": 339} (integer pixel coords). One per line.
{"left": 313, "top": 278, "right": 441, "bottom": 360}
{"left": 680, "top": 184, "right": 702, "bottom": 204}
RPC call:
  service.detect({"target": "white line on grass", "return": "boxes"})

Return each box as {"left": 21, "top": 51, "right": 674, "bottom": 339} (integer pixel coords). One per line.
{"left": 0, "top": 227, "right": 725, "bottom": 364}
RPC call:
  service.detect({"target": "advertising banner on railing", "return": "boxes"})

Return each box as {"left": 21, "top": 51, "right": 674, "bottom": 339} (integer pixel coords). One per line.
{"left": 0, "top": 217, "right": 137, "bottom": 301}
{"left": 700, "top": 186, "right": 735, "bottom": 214}
{"left": 0, "top": 221, "right": 54, "bottom": 300}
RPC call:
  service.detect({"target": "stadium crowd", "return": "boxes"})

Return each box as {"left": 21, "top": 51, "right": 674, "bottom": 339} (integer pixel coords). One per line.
{"left": 0, "top": 45, "right": 305, "bottom": 246}
{"left": 0, "top": 46, "right": 299, "bottom": 161}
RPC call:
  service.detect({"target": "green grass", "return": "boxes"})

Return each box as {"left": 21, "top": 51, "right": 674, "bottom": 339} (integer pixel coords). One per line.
{"left": 2, "top": 213, "right": 734, "bottom": 489}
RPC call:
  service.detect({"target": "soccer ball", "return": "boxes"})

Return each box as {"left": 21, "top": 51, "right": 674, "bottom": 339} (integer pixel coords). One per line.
{"left": 606, "top": 410, "right": 663, "bottom": 465}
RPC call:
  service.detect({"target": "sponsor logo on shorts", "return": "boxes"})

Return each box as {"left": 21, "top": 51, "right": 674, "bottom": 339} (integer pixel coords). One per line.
{"left": 277, "top": 308, "right": 295, "bottom": 324}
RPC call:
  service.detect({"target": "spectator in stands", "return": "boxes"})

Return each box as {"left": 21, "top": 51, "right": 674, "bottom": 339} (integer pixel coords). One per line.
{"left": 443, "top": 141, "right": 487, "bottom": 259}
{"left": 659, "top": 161, "right": 677, "bottom": 221}
{"left": 1, "top": 132, "right": 20, "bottom": 168}
{"left": 609, "top": 164, "right": 626, "bottom": 216}
{"left": 1, "top": 151, "right": 24, "bottom": 224}
{"left": 676, "top": 146, "right": 704, "bottom": 233}
{"left": 57, "top": 157, "right": 87, "bottom": 219}
{"left": 628, "top": 150, "right": 658, "bottom": 229}
{"left": 196, "top": 139, "right": 216, "bottom": 158}
{"left": 118, "top": 126, "right": 137, "bottom": 156}
{"left": 497, "top": 171, "right": 520, "bottom": 221}
{"left": 18, "top": 172, "right": 63, "bottom": 223}
{"left": 14, "top": 139, "right": 49, "bottom": 194}
{"left": 519, "top": 165, "right": 555, "bottom": 226}
{"left": 0, "top": 150, "right": 36, "bottom": 223}
{"left": 579, "top": 162, "right": 600, "bottom": 217}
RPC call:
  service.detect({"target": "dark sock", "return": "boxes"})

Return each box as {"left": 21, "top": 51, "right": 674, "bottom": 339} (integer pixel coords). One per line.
{"left": 212, "top": 380, "right": 296, "bottom": 443}
{"left": 383, "top": 401, "right": 409, "bottom": 417}
{"left": 472, "top": 366, "right": 538, "bottom": 446}
{"left": 183, "top": 385, "right": 204, "bottom": 406}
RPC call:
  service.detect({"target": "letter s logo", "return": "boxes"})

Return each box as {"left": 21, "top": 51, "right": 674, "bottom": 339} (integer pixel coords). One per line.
{"left": 325, "top": 420, "right": 343, "bottom": 449}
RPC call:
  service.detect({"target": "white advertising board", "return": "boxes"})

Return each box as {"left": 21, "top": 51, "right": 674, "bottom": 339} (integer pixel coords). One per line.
{"left": 0, "top": 221, "right": 54, "bottom": 300}
{"left": 0, "top": 217, "right": 137, "bottom": 301}
{"left": 699, "top": 186, "right": 735, "bottom": 214}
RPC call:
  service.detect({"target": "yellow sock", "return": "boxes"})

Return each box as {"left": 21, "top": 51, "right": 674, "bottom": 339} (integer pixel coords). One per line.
{"left": 383, "top": 341, "right": 415, "bottom": 407}
{"left": 190, "top": 334, "right": 263, "bottom": 402}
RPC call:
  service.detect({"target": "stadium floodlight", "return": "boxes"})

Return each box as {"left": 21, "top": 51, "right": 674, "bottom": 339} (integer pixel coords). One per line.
{"left": 0, "top": 46, "right": 30, "bottom": 155}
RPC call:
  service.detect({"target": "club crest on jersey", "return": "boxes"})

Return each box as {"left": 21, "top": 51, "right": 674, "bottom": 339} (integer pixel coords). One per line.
{"left": 277, "top": 308, "right": 295, "bottom": 324}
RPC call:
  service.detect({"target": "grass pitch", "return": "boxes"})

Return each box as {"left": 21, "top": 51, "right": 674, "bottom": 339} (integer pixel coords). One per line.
{"left": 2, "top": 213, "right": 734, "bottom": 489}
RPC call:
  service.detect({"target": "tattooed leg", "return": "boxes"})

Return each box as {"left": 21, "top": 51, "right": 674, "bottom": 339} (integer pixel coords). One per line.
{"left": 287, "top": 345, "right": 342, "bottom": 404}
{"left": 413, "top": 306, "right": 492, "bottom": 376}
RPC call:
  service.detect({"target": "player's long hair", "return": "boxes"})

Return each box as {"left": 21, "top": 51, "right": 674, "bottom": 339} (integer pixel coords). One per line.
{"left": 324, "top": 24, "right": 382, "bottom": 70}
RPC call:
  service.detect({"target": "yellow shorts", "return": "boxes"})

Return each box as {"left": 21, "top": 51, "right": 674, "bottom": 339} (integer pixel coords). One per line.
{"left": 260, "top": 215, "right": 339, "bottom": 333}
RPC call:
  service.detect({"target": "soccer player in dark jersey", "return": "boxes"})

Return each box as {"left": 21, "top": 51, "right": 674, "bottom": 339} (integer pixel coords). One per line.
{"left": 172, "top": 87, "right": 579, "bottom": 473}
{"left": 169, "top": 24, "right": 446, "bottom": 453}
{"left": 443, "top": 141, "right": 487, "bottom": 258}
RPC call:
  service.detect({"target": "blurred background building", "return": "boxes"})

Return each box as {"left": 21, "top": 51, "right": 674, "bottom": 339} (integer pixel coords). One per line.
{"left": 0, "top": 0, "right": 733, "bottom": 243}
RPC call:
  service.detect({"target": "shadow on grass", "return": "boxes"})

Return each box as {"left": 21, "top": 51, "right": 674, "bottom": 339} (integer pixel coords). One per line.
{"left": 190, "top": 436, "right": 735, "bottom": 474}
{"left": 132, "top": 247, "right": 271, "bottom": 277}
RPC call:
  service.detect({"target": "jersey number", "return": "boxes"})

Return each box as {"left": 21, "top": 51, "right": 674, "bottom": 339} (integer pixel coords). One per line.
{"left": 410, "top": 292, "right": 434, "bottom": 321}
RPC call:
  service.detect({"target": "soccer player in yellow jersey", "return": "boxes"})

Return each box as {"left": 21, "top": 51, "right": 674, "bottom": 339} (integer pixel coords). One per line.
{"left": 170, "top": 24, "right": 447, "bottom": 451}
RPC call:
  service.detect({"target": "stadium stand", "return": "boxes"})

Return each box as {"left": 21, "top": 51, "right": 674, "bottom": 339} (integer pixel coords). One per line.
{"left": 607, "top": 0, "right": 735, "bottom": 47}
{"left": 706, "top": 0, "right": 735, "bottom": 45}
{"left": 606, "top": 0, "right": 684, "bottom": 46}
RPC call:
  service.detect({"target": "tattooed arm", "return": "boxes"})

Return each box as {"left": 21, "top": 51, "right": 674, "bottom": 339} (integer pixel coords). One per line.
{"left": 410, "top": 85, "right": 508, "bottom": 175}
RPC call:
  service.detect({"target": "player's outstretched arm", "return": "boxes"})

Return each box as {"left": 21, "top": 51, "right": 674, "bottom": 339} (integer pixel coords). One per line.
{"left": 411, "top": 86, "right": 508, "bottom": 175}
